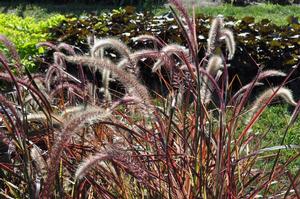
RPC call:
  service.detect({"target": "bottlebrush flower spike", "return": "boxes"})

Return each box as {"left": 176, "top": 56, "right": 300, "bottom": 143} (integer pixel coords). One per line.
{"left": 43, "top": 106, "right": 111, "bottom": 198}
{"left": 30, "top": 144, "right": 47, "bottom": 179}
{"left": 220, "top": 28, "right": 236, "bottom": 59}
{"left": 75, "top": 145, "right": 150, "bottom": 187}
{"left": 75, "top": 152, "right": 111, "bottom": 180}
{"left": 257, "top": 70, "right": 286, "bottom": 80}
{"left": 207, "top": 15, "right": 224, "bottom": 56}
{"left": 118, "top": 49, "right": 161, "bottom": 70}
{"left": 132, "top": 34, "right": 164, "bottom": 47}
{"left": 90, "top": 37, "right": 132, "bottom": 102}
{"left": 201, "top": 55, "right": 223, "bottom": 104}
{"left": 250, "top": 87, "right": 297, "bottom": 118}
{"left": 91, "top": 37, "right": 131, "bottom": 59}
{"left": 207, "top": 16, "right": 236, "bottom": 59}
{"left": 152, "top": 44, "right": 188, "bottom": 72}
{"left": 206, "top": 55, "right": 223, "bottom": 76}
{"left": 62, "top": 54, "right": 152, "bottom": 106}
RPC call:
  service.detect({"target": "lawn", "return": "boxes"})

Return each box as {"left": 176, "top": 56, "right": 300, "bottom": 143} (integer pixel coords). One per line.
{"left": 253, "top": 104, "right": 300, "bottom": 174}
{"left": 157, "top": 3, "right": 300, "bottom": 25}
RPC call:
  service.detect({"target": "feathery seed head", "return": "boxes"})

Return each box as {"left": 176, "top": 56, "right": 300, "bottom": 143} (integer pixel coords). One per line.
{"left": 118, "top": 49, "right": 161, "bottom": 70}
{"left": 30, "top": 145, "right": 47, "bottom": 179}
{"left": 75, "top": 153, "right": 111, "bottom": 180}
{"left": 132, "top": 34, "right": 164, "bottom": 47}
{"left": 161, "top": 44, "right": 189, "bottom": 55}
{"left": 207, "top": 16, "right": 224, "bottom": 55}
{"left": 87, "top": 34, "right": 96, "bottom": 48}
{"left": 220, "top": 29, "right": 236, "bottom": 59}
{"left": 53, "top": 52, "right": 66, "bottom": 68}
{"left": 91, "top": 37, "right": 131, "bottom": 59}
{"left": 64, "top": 55, "right": 152, "bottom": 106}
{"left": 152, "top": 44, "right": 188, "bottom": 72}
{"left": 200, "top": 56, "right": 223, "bottom": 104}
{"left": 57, "top": 43, "right": 76, "bottom": 55}
{"left": 206, "top": 55, "right": 223, "bottom": 76}
{"left": 258, "top": 70, "right": 286, "bottom": 80}
{"left": 251, "top": 87, "right": 297, "bottom": 116}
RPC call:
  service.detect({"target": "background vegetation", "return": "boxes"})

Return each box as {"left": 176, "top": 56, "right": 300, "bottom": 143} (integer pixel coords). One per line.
{"left": 0, "top": 13, "right": 64, "bottom": 70}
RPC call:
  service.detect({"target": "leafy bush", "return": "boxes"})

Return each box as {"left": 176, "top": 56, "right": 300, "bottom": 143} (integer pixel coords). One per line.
{"left": 0, "top": 13, "right": 65, "bottom": 71}
{"left": 48, "top": 7, "right": 300, "bottom": 96}
{"left": 0, "top": 0, "right": 299, "bottom": 198}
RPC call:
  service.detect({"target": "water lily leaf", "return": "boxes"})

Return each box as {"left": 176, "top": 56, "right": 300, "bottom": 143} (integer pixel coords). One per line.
{"left": 124, "top": 6, "right": 136, "bottom": 15}
{"left": 101, "top": 27, "right": 109, "bottom": 32}
{"left": 260, "top": 19, "right": 271, "bottom": 25}
{"left": 286, "top": 16, "right": 299, "bottom": 25}
{"left": 46, "top": 7, "right": 300, "bottom": 86}
{"left": 270, "top": 40, "right": 281, "bottom": 47}
{"left": 242, "top": 16, "right": 255, "bottom": 24}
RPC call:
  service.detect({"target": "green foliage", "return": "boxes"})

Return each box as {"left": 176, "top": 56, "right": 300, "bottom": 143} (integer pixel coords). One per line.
{"left": 49, "top": 8, "right": 299, "bottom": 89}
{"left": 0, "top": 13, "right": 65, "bottom": 70}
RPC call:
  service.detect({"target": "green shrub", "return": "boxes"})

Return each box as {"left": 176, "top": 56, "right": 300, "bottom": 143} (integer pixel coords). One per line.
{"left": 0, "top": 13, "right": 65, "bottom": 71}
{"left": 48, "top": 8, "right": 299, "bottom": 96}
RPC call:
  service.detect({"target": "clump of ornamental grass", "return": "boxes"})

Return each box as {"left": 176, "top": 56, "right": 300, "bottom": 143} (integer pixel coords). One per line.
{"left": 0, "top": 0, "right": 299, "bottom": 198}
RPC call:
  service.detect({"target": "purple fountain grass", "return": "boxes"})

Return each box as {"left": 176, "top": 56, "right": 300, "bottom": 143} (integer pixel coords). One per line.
{"left": 207, "top": 16, "right": 236, "bottom": 60}
{"left": 90, "top": 37, "right": 131, "bottom": 59}
{"left": 57, "top": 42, "right": 76, "bottom": 55}
{"left": 200, "top": 55, "right": 223, "bottom": 104}
{"left": 168, "top": 0, "right": 197, "bottom": 57}
{"left": 207, "top": 16, "right": 224, "bottom": 56}
{"left": 42, "top": 106, "right": 111, "bottom": 198}
{"left": 253, "top": 87, "right": 296, "bottom": 108}
{"left": 0, "top": 1, "right": 299, "bottom": 198}
{"left": 0, "top": 94, "right": 24, "bottom": 136}
{"left": 75, "top": 144, "right": 150, "bottom": 187}
{"left": 117, "top": 49, "right": 163, "bottom": 70}
{"left": 230, "top": 70, "right": 287, "bottom": 105}
{"left": 43, "top": 43, "right": 85, "bottom": 95}
{"left": 0, "top": 35, "right": 21, "bottom": 72}
{"left": 0, "top": 73, "right": 51, "bottom": 109}
{"left": 220, "top": 29, "right": 235, "bottom": 59}
{"left": 132, "top": 34, "right": 165, "bottom": 47}
{"left": 152, "top": 44, "right": 189, "bottom": 72}
{"left": 30, "top": 144, "right": 48, "bottom": 179}
{"left": 62, "top": 54, "right": 152, "bottom": 107}
{"left": 49, "top": 82, "right": 85, "bottom": 101}
{"left": 37, "top": 42, "right": 59, "bottom": 52}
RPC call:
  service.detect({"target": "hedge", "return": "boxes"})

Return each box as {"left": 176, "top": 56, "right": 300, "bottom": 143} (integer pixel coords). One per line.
{"left": 0, "top": 13, "right": 65, "bottom": 70}
{"left": 45, "top": 7, "right": 299, "bottom": 96}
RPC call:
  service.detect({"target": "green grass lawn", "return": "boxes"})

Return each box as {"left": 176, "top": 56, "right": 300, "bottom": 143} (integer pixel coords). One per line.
{"left": 158, "top": 3, "right": 300, "bottom": 25}
{"left": 252, "top": 104, "right": 300, "bottom": 174}
{"left": 196, "top": 3, "right": 300, "bottom": 25}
